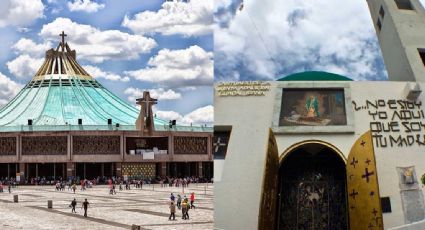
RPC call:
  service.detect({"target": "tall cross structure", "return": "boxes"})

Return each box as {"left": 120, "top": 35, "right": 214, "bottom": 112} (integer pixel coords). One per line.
{"left": 136, "top": 91, "right": 158, "bottom": 134}
{"left": 59, "top": 31, "right": 67, "bottom": 52}
{"left": 366, "top": 0, "right": 425, "bottom": 82}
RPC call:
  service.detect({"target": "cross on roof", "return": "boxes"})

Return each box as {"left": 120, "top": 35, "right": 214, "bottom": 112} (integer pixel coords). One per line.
{"left": 59, "top": 31, "right": 67, "bottom": 52}
{"left": 213, "top": 137, "right": 227, "bottom": 153}
{"left": 136, "top": 91, "right": 157, "bottom": 117}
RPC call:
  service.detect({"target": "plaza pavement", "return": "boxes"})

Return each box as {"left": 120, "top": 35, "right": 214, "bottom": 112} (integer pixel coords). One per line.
{"left": 0, "top": 183, "right": 213, "bottom": 230}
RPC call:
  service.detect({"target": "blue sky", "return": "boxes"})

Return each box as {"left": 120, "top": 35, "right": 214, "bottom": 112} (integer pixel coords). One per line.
{"left": 0, "top": 0, "right": 213, "bottom": 125}
{"left": 214, "top": 0, "right": 425, "bottom": 82}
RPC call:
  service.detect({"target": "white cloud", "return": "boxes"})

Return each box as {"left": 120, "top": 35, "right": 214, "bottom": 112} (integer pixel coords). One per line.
{"left": 155, "top": 105, "right": 213, "bottom": 125}
{"left": 125, "top": 45, "right": 213, "bottom": 87}
{"left": 124, "top": 87, "right": 181, "bottom": 102}
{"left": 0, "top": 72, "right": 23, "bottom": 107}
{"left": 83, "top": 65, "right": 129, "bottom": 82}
{"left": 215, "top": 0, "right": 233, "bottom": 9}
{"left": 155, "top": 110, "right": 183, "bottom": 122}
{"left": 68, "top": 0, "right": 105, "bottom": 13}
{"left": 122, "top": 0, "right": 213, "bottom": 36}
{"left": 51, "top": 7, "right": 62, "bottom": 14}
{"left": 17, "top": 27, "right": 31, "bottom": 33}
{"left": 181, "top": 105, "right": 213, "bottom": 125}
{"left": 12, "top": 38, "right": 51, "bottom": 57}
{"left": 39, "top": 17, "right": 157, "bottom": 63}
{"left": 6, "top": 55, "right": 44, "bottom": 79}
{"left": 214, "top": 0, "right": 387, "bottom": 81}
{"left": 0, "top": 0, "right": 44, "bottom": 28}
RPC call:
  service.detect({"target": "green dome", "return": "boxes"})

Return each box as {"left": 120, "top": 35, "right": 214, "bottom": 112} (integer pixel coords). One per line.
{"left": 277, "top": 71, "right": 352, "bottom": 81}
{"left": 0, "top": 40, "right": 211, "bottom": 133}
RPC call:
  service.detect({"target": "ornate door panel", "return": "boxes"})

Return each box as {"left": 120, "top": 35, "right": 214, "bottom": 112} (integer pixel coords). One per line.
{"left": 346, "top": 131, "right": 383, "bottom": 229}
{"left": 259, "top": 129, "right": 279, "bottom": 230}
{"left": 277, "top": 144, "right": 347, "bottom": 230}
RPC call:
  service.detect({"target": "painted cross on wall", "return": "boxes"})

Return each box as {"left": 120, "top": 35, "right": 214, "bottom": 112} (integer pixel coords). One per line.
{"left": 213, "top": 130, "right": 231, "bottom": 159}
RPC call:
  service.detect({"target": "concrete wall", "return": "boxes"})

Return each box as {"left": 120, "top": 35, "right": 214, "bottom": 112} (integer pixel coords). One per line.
{"left": 0, "top": 130, "right": 213, "bottom": 169}
{"left": 367, "top": 0, "right": 425, "bottom": 82}
{"left": 214, "top": 80, "right": 425, "bottom": 229}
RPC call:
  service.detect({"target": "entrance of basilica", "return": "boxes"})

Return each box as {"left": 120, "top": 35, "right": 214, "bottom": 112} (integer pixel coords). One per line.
{"left": 276, "top": 143, "right": 348, "bottom": 229}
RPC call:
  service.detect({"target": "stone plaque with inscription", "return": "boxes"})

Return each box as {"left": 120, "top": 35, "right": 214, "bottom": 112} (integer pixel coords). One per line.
{"left": 396, "top": 166, "right": 425, "bottom": 224}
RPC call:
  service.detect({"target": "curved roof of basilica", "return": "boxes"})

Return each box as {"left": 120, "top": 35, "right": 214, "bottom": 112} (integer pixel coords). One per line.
{"left": 0, "top": 34, "right": 210, "bottom": 133}
{"left": 277, "top": 71, "right": 353, "bottom": 82}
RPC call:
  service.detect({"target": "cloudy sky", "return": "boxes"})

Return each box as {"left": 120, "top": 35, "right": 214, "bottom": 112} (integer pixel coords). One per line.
{"left": 215, "top": 0, "right": 425, "bottom": 81}
{"left": 0, "top": 0, "right": 213, "bottom": 125}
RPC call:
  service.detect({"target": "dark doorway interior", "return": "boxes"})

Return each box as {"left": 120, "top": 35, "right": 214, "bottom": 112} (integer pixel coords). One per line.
{"left": 75, "top": 163, "right": 115, "bottom": 180}
{"left": 167, "top": 162, "right": 198, "bottom": 178}
{"left": 276, "top": 144, "right": 348, "bottom": 230}
{"left": 0, "top": 163, "right": 18, "bottom": 179}
{"left": 27, "top": 163, "right": 65, "bottom": 180}
{"left": 202, "top": 162, "right": 213, "bottom": 180}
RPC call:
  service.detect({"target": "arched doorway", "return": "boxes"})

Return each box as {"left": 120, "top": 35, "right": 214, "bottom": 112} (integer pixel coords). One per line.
{"left": 276, "top": 142, "right": 348, "bottom": 229}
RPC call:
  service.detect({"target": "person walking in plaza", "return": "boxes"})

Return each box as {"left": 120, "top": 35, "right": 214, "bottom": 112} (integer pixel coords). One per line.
{"left": 181, "top": 201, "right": 187, "bottom": 220}
{"left": 169, "top": 201, "right": 176, "bottom": 221}
{"left": 70, "top": 198, "right": 77, "bottom": 213}
{"left": 8, "top": 182, "right": 11, "bottom": 193}
{"left": 82, "top": 198, "right": 90, "bottom": 217}
{"left": 0, "top": 182, "right": 3, "bottom": 193}
{"left": 190, "top": 192, "right": 195, "bottom": 209}
{"left": 177, "top": 194, "right": 182, "bottom": 209}
{"left": 182, "top": 201, "right": 189, "bottom": 220}
{"left": 170, "top": 193, "right": 175, "bottom": 202}
{"left": 72, "top": 183, "right": 77, "bottom": 194}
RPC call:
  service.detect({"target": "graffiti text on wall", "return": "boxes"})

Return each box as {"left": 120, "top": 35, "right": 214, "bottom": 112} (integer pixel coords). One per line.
{"left": 352, "top": 100, "right": 425, "bottom": 148}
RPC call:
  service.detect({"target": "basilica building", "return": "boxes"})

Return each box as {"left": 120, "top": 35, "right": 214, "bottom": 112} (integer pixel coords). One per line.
{"left": 0, "top": 33, "right": 213, "bottom": 182}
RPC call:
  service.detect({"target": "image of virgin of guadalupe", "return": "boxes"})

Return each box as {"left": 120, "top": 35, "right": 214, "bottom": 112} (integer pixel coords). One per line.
{"left": 305, "top": 95, "right": 319, "bottom": 118}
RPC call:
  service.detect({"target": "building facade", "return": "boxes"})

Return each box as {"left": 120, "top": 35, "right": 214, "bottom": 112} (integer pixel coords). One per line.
{"left": 214, "top": 74, "right": 425, "bottom": 229}
{"left": 0, "top": 35, "right": 213, "bottom": 182}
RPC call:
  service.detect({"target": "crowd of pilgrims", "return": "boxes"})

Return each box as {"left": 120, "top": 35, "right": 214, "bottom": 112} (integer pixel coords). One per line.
{"left": 0, "top": 176, "right": 204, "bottom": 221}
{"left": 0, "top": 175, "right": 211, "bottom": 186}
{"left": 0, "top": 176, "right": 210, "bottom": 195}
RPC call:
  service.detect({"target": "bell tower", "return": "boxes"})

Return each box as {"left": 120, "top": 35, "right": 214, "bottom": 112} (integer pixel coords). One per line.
{"left": 366, "top": 0, "right": 425, "bottom": 82}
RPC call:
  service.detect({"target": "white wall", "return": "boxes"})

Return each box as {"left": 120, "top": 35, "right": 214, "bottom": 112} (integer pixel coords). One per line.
{"left": 214, "top": 80, "right": 425, "bottom": 229}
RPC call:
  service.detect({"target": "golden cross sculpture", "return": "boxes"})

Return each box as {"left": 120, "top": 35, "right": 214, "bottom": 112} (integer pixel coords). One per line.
{"left": 59, "top": 31, "right": 67, "bottom": 52}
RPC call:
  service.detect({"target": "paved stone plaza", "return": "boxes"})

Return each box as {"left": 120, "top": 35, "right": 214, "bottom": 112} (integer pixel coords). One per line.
{"left": 0, "top": 184, "right": 213, "bottom": 229}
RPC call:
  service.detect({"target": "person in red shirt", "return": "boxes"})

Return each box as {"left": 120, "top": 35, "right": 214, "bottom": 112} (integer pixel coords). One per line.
{"left": 190, "top": 192, "right": 195, "bottom": 209}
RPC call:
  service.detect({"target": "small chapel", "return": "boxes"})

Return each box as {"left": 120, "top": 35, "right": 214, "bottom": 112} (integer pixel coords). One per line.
{"left": 214, "top": 0, "right": 425, "bottom": 229}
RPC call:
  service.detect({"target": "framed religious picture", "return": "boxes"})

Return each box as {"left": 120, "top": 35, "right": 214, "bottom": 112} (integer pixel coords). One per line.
{"left": 272, "top": 82, "right": 354, "bottom": 133}
{"left": 279, "top": 89, "right": 347, "bottom": 126}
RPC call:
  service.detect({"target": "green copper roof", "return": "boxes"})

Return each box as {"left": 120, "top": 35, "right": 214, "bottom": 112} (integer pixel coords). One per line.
{"left": 0, "top": 38, "right": 212, "bottom": 133}
{"left": 277, "top": 71, "right": 353, "bottom": 81}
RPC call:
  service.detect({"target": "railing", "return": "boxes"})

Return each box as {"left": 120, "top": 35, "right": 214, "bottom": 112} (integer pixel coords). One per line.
{"left": 0, "top": 124, "right": 213, "bottom": 132}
